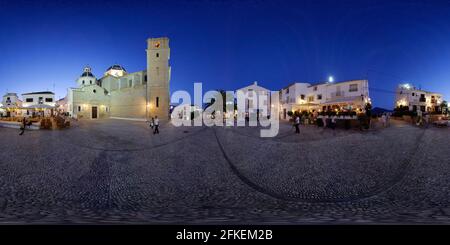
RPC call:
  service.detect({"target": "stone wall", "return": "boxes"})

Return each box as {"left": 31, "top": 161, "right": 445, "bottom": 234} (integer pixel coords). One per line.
{"left": 110, "top": 85, "right": 147, "bottom": 119}
{"left": 71, "top": 85, "right": 110, "bottom": 119}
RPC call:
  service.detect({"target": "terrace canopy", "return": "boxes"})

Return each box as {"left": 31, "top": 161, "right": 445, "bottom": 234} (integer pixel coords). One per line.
{"left": 321, "top": 96, "right": 365, "bottom": 110}
{"left": 1, "top": 105, "right": 56, "bottom": 110}
{"left": 292, "top": 102, "right": 320, "bottom": 112}
{"left": 23, "top": 104, "right": 56, "bottom": 109}
{"left": 0, "top": 105, "right": 20, "bottom": 110}
{"left": 323, "top": 96, "right": 365, "bottom": 105}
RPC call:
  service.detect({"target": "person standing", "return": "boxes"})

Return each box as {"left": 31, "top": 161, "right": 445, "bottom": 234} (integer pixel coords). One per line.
{"left": 313, "top": 110, "right": 318, "bottom": 124}
{"left": 417, "top": 109, "right": 423, "bottom": 126}
{"left": 381, "top": 113, "right": 387, "bottom": 128}
{"left": 153, "top": 116, "right": 160, "bottom": 134}
{"left": 294, "top": 115, "right": 300, "bottom": 134}
{"left": 331, "top": 115, "right": 337, "bottom": 130}
{"left": 150, "top": 117, "right": 155, "bottom": 130}
{"left": 19, "top": 117, "right": 26, "bottom": 136}
{"left": 424, "top": 112, "right": 430, "bottom": 128}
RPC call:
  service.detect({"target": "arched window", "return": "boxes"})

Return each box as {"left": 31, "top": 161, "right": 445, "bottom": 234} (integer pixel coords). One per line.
{"left": 90, "top": 80, "right": 92, "bottom": 85}
{"left": 156, "top": 53, "right": 159, "bottom": 58}
{"left": 82, "top": 80, "right": 85, "bottom": 85}
{"left": 93, "top": 89, "right": 96, "bottom": 93}
{"left": 156, "top": 97, "right": 159, "bottom": 108}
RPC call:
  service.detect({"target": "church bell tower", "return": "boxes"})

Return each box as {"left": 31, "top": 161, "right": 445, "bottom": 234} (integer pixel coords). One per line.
{"left": 147, "top": 37, "right": 170, "bottom": 120}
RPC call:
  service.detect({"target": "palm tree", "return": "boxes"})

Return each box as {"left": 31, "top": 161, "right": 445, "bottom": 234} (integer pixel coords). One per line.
{"left": 204, "top": 89, "right": 233, "bottom": 113}
{"left": 440, "top": 100, "right": 448, "bottom": 115}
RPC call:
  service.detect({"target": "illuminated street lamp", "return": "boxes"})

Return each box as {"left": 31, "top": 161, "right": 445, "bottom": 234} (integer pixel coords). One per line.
{"left": 328, "top": 76, "right": 334, "bottom": 83}
{"left": 401, "top": 83, "right": 411, "bottom": 89}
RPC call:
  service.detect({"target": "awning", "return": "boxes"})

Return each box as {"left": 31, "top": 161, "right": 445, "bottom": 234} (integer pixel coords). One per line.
{"left": 23, "top": 104, "right": 56, "bottom": 109}
{"left": 0, "top": 106, "right": 18, "bottom": 110}
{"left": 321, "top": 96, "right": 364, "bottom": 105}
{"left": 1, "top": 105, "right": 56, "bottom": 110}
{"left": 297, "top": 103, "right": 320, "bottom": 106}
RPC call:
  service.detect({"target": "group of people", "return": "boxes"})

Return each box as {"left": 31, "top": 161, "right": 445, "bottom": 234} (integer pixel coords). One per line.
{"left": 149, "top": 116, "right": 160, "bottom": 134}
{"left": 292, "top": 111, "right": 394, "bottom": 134}
{"left": 379, "top": 113, "right": 391, "bottom": 128}
{"left": 292, "top": 114, "right": 338, "bottom": 134}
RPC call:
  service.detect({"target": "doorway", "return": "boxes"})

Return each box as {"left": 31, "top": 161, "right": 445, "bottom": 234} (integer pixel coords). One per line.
{"left": 92, "top": 106, "right": 98, "bottom": 119}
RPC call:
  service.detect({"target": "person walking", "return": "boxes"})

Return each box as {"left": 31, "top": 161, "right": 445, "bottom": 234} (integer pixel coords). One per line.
{"left": 153, "top": 116, "right": 160, "bottom": 134}
{"left": 294, "top": 115, "right": 300, "bottom": 134}
{"left": 19, "top": 117, "right": 26, "bottom": 136}
{"left": 149, "top": 117, "right": 155, "bottom": 130}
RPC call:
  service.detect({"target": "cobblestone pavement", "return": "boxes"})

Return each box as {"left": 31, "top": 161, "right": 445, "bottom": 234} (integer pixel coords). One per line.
{"left": 0, "top": 119, "right": 449, "bottom": 224}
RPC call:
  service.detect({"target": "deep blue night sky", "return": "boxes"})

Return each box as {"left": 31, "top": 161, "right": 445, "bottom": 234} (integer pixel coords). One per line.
{"left": 1, "top": 0, "right": 450, "bottom": 109}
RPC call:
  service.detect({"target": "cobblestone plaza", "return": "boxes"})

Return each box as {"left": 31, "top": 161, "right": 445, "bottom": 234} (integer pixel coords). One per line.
{"left": 0, "top": 119, "right": 449, "bottom": 224}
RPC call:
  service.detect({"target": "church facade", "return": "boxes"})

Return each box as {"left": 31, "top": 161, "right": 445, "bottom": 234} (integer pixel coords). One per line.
{"left": 67, "top": 37, "right": 171, "bottom": 120}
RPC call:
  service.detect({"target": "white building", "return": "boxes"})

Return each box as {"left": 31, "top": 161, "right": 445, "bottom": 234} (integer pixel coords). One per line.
{"left": 236, "top": 81, "right": 271, "bottom": 119}
{"left": 279, "top": 79, "right": 370, "bottom": 119}
{"left": 22, "top": 91, "right": 55, "bottom": 108}
{"left": 21, "top": 91, "right": 56, "bottom": 117}
{"left": 395, "top": 83, "right": 443, "bottom": 113}
{"left": 56, "top": 96, "right": 68, "bottom": 113}
{"left": 2, "top": 93, "right": 22, "bottom": 108}
{"left": 1, "top": 93, "right": 22, "bottom": 117}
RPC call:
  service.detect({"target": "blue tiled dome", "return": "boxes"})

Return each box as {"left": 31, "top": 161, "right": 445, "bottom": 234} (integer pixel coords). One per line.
{"left": 81, "top": 72, "right": 94, "bottom": 77}
{"left": 106, "top": 64, "right": 126, "bottom": 72}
